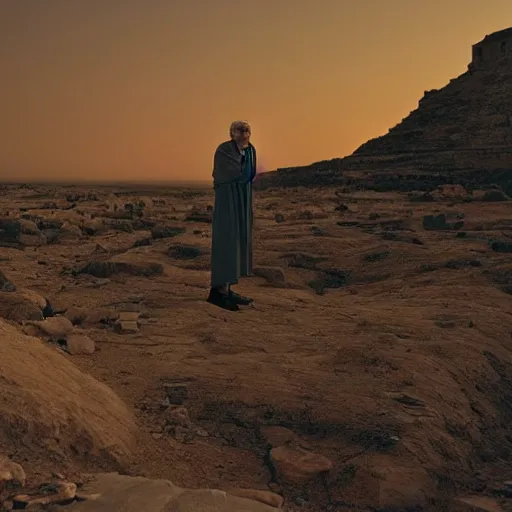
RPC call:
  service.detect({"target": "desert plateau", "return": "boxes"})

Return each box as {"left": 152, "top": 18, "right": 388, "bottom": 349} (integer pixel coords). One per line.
{"left": 0, "top": 178, "right": 511, "bottom": 512}
{"left": 2, "top": 11, "right": 512, "bottom": 511}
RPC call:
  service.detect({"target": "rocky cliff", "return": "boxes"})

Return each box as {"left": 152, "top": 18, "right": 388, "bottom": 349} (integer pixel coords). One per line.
{"left": 256, "top": 27, "right": 512, "bottom": 192}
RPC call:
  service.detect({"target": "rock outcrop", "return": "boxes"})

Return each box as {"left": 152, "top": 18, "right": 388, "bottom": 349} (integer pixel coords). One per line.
{"left": 256, "top": 27, "right": 512, "bottom": 192}
{"left": 0, "top": 319, "right": 135, "bottom": 465}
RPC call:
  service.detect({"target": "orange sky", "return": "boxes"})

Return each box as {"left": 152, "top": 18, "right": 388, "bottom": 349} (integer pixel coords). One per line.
{"left": 1, "top": 0, "right": 511, "bottom": 182}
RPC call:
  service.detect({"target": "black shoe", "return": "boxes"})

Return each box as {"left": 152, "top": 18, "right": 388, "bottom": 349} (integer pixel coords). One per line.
{"left": 229, "top": 289, "right": 253, "bottom": 305}
{"left": 206, "top": 288, "right": 239, "bottom": 311}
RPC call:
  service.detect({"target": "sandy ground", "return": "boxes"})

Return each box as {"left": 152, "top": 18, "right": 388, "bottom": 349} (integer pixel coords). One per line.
{"left": 0, "top": 183, "right": 511, "bottom": 511}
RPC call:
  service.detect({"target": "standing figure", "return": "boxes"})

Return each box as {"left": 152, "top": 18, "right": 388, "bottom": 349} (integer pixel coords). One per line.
{"left": 207, "top": 120, "right": 256, "bottom": 311}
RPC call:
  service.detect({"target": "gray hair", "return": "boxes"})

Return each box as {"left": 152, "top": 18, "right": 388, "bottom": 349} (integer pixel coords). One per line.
{"left": 229, "top": 120, "right": 251, "bottom": 138}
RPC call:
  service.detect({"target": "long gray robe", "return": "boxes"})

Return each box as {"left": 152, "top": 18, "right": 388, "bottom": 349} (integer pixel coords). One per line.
{"left": 210, "top": 140, "right": 256, "bottom": 288}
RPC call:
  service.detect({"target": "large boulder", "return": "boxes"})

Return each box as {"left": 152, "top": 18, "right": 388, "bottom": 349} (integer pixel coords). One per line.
{"left": 0, "top": 320, "right": 135, "bottom": 465}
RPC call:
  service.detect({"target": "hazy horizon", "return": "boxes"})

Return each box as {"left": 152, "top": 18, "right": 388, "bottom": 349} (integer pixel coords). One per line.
{"left": 0, "top": 178, "right": 212, "bottom": 186}
{"left": 1, "top": 0, "right": 511, "bottom": 182}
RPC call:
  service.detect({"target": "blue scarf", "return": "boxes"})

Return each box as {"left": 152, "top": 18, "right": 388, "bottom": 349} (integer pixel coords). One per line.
{"left": 242, "top": 145, "right": 256, "bottom": 183}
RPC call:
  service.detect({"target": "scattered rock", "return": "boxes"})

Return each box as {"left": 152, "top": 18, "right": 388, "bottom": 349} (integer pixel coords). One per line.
{"left": 308, "top": 269, "right": 350, "bottom": 294}
{"left": 103, "top": 219, "right": 134, "bottom": 233}
{"left": 81, "top": 219, "right": 106, "bottom": 236}
{"left": 166, "top": 406, "right": 192, "bottom": 427}
{"left": 298, "top": 210, "right": 314, "bottom": 220}
{"left": 150, "top": 225, "right": 186, "bottom": 239}
{"left": 64, "top": 306, "right": 88, "bottom": 325}
{"left": 18, "top": 288, "right": 48, "bottom": 311}
{"left": 18, "top": 218, "right": 41, "bottom": 235}
{"left": 482, "top": 189, "right": 509, "bottom": 201}
{"left": 0, "top": 456, "right": 26, "bottom": 486}
{"left": 82, "top": 308, "right": 119, "bottom": 327}
{"left": 26, "top": 316, "right": 74, "bottom": 340}
{"left": 0, "top": 219, "right": 21, "bottom": 245}
{"left": 364, "top": 250, "right": 391, "bottom": 262}
{"left": 337, "top": 221, "right": 360, "bottom": 227}
{"left": 491, "top": 240, "right": 512, "bottom": 253}
{"left": 378, "top": 219, "right": 408, "bottom": 230}
{"left": 38, "top": 218, "right": 64, "bottom": 230}
{"left": 409, "top": 192, "right": 435, "bottom": 202}
{"left": 66, "top": 193, "right": 84, "bottom": 202}
{"left": 114, "top": 321, "right": 139, "bottom": 334}
{"left": 164, "top": 383, "right": 189, "bottom": 405}
{"left": 310, "top": 226, "right": 326, "bottom": 236}
{"left": 0, "top": 270, "right": 16, "bottom": 292}
{"left": 78, "top": 259, "right": 163, "bottom": 278}
{"left": 41, "top": 228, "right": 61, "bottom": 243}
{"left": 86, "top": 278, "right": 111, "bottom": 288}
{"left": 133, "top": 236, "right": 152, "bottom": 248}
{"left": 66, "top": 331, "right": 96, "bottom": 355}
{"left": 423, "top": 214, "right": 464, "bottom": 231}
{"left": 270, "top": 444, "right": 333, "bottom": 484}
{"left": 444, "top": 259, "right": 482, "bottom": 269}
{"left": 0, "top": 218, "right": 46, "bottom": 246}
{"left": 282, "top": 251, "right": 328, "bottom": 270}
{"left": 165, "top": 406, "right": 200, "bottom": 442}
{"left": 184, "top": 206, "right": 212, "bottom": 223}
{"left": 168, "top": 244, "right": 203, "bottom": 260}
{"left": 114, "top": 311, "right": 140, "bottom": 334}
{"left": 261, "top": 426, "right": 301, "bottom": 447}
{"left": 435, "top": 320, "right": 456, "bottom": 328}
{"left": 0, "top": 291, "right": 44, "bottom": 322}
{"left": 60, "top": 222, "right": 82, "bottom": 238}
{"left": 13, "top": 481, "right": 77, "bottom": 507}
{"left": 123, "top": 201, "right": 144, "bottom": 218}
{"left": 253, "top": 267, "right": 287, "bottom": 287}
{"left": 94, "top": 243, "right": 108, "bottom": 254}
{"left": 392, "top": 394, "right": 426, "bottom": 407}
{"left": 132, "top": 218, "right": 156, "bottom": 230}
{"left": 381, "top": 232, "right": 423, "bottom": 244}
{"left": 117, "top": 302, "right": 141, "bottom": 313}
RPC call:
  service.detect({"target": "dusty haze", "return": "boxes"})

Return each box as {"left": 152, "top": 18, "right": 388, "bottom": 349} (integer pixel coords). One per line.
{"left": 1, "top": 0, "right": 511, "bottom": 182}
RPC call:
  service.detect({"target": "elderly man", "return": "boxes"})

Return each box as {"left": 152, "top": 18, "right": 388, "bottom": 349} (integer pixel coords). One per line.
{"left": 207, "top": 120, "right": 256, "bottom": 311}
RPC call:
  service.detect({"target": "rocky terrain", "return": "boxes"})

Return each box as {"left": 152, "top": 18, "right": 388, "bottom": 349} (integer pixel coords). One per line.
{"left": 0, "top": 182, "right": 511, "bottom": 511}
{"left": 256, "top": 27, "right": 512, "bottom": 194}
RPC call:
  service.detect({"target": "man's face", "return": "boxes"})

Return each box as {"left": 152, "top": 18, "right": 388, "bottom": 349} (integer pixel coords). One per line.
{"left": 233, "top": 126, "right": 251, "bottom": 148}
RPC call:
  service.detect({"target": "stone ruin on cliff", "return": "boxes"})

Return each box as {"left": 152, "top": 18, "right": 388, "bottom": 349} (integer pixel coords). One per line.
{"left": 470, "top": 26, "right": 512, "bottom": 71}
{"left": 257, "top": 27, "right": 512, "bottom": 191}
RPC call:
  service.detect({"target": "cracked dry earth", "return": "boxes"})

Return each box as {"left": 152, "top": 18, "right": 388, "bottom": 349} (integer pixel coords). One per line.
{"left": 0, "top": 183, "right": 512, "bottom": 511}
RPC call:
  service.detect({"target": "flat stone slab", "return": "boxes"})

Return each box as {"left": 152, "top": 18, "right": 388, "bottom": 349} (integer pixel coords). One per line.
{"left": 68, "top": 473, "right": 281, "bottom": 512}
